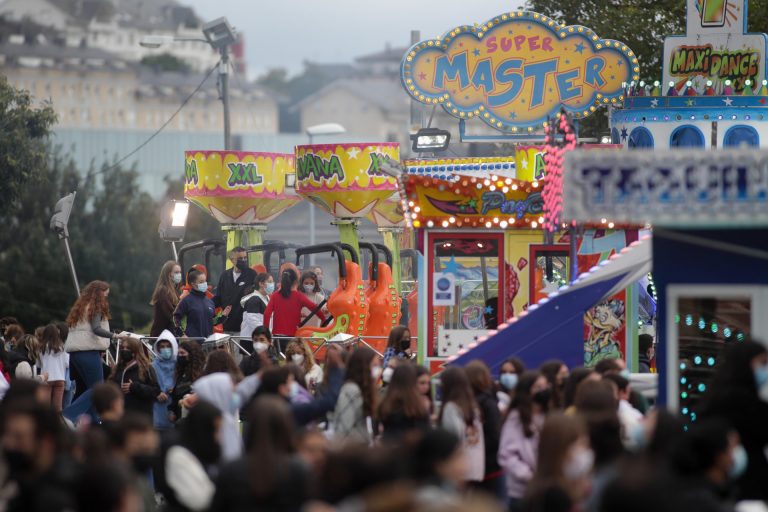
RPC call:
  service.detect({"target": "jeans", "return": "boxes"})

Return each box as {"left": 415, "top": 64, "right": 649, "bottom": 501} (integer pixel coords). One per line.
{"left": 69, "top": 350, "right": 104, "bottom": 390}
{"left": 63, "top": 389, "right": 92, "bottom": 423}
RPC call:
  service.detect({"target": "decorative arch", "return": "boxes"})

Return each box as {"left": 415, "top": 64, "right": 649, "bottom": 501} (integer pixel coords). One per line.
{"left": 628, "top": 127, "right": 654, "bottom": 148}
{"left": 723, "top": 125, "right": 759, "bottom": 147}
{"left": 670, "top": 125, "right": 705, "bottom": 148}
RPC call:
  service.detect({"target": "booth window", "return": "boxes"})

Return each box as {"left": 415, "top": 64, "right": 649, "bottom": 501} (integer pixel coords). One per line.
{"left": 611, "top": 128, "right": 620, "bottom": 145}
{"left": 723, "top": 126, "right": 759, "bottom": 147}
{"left": 670, "top": 126, "right": 705, "bottom": 148}
{"left": 628, "top": 127, "right": 654, "bottom": 148}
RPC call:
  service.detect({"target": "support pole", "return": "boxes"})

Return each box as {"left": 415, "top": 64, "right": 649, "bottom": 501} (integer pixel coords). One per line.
{"left": 245, "top": 225, "right": 267, "bottom": 266}
{"left": 62, "top": 237, "right": 80, "bottom": 296}
{"left": 222, "top": 224, "right": 268, "bottom": 268}
{"left": 171, "top": 241, "right": 178, "bottom": 262}
{"left": 220, "top": 46, "right": 232, "bottom": 150}
{"left": 332, "top": 219, "right": 360, "bottom": 263}
{"left": 569, "top": 225, "right": 580, "bottom": 284}
{"left": 379, "top": 227, "right": 403, "bottom": 294}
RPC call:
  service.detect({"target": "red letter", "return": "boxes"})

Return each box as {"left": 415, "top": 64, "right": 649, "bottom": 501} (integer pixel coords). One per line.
{"left": 486, "top": 36, "right": 497, "bottom": 54}
{"left": 514, "top": 35, "right": 526, "bottom": 51}
{"left": 528, "top": 36, "right": 541, "bottom": 51}
{"left": 542, "top": 37, "right": 554, "bottom": 52}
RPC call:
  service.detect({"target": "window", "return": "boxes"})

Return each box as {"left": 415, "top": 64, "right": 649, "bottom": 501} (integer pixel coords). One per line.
{"left": 611, "top": 128, "right": 620, "bottom": 145}
{"left": 670, "top": 125, "right": 705, "bottom": 147}
{"left": 723, "top": 125, "right": 759, "bottom": 147}
{"left": 628, "top": 127, "right": 654, "bottom": 148}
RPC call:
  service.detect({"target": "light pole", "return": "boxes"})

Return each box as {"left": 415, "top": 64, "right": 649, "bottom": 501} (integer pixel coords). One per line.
{"left": 140, "top": 17, "right": 238, "bottom": 150}
{"left": 304, "top": 123, "right": 346, "bottom": 264}
{"left": 158, "top": 200, "right": 190, "bottom": 260}
{"left": 50, "top": 192, "right": 80, "bottom": 296}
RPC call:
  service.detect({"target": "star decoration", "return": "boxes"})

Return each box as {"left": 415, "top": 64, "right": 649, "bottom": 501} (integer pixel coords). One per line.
{"left": 685, "top": 98, "right": 695, "bottom": 107}
{"left": 418, "top": 72, "right": 427, "bottom": 80}
{"left": 472, "top": 48, "right": 481, "bottom": 57}
{"left": 509, "top": 111, "right": 517, "bottom": 119}
{"left": 565, "top": 60, "right": 570, "bottom": 65}
{"left": 616, "top": 60, "right": 623, "bottom": 67}
{"left": 484, "top": 306, "right": 494, "bottom": 314}
{"left": 442, "top": 255, "right": 460, "bottom": 276}
{"left": 346, "top": 147, "right": 361, "bottom": 159}
{"left": 620, "top": 127, "right": 628, "bottom": 141}
{"left": 574, "top": 42, "right": 586, "bottom": 54}
{"left": 467, "top": 199, "right": 478, "bottom": 208}
{"left": 521, "top": 157, "right": 529, "bottom": 168}
{"left": 610, "top": 75, "right": 615, "bottom": 80}
{"left": 723, "top": 97, "right": 733, "bottom": 106}
{"left": 650, "top": 98, "right": 659, "bottom": 107}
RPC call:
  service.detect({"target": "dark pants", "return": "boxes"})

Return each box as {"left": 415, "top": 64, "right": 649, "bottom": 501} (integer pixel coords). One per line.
{"left": 65, "top": 351, "right": 105, "bottom": 422}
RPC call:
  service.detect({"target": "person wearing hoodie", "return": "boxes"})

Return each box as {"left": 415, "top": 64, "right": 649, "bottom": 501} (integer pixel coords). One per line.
{"left": 174, "top": 270, "right": 230, "bottom": 339}
{"left": 193, "top": 372, "right": 243, "bottom": 462}
{"left": 152, "top": 330, "right": 178, "bottom": 430}
{"left": 239, "top": 273, "right": 274, "bottom": 341}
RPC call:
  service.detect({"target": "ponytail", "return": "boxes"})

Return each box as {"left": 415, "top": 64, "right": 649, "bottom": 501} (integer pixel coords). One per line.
{"left": 279, "top": 269, "right": 297, "bottom": 298}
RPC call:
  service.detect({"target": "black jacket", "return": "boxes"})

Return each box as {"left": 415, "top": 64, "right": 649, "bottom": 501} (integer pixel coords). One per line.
{"left": 109, "top": 362, "right": 160, "bottom": 417}
{"left": 475, "top": 391, "right": 502, "bottom": 476}
{"left": 214, "top": 268, "right": 256, "bottom": 332}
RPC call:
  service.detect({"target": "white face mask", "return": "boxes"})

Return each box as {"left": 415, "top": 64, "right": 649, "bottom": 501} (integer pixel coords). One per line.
{"left": 254, "top": 342, "right": 269, "bottom": 353}
{"left": 265, "top": 282, "right": 275, "bottom": 294}
{"left": 382, "top": 366, "right": 395, "bottom": 384}
{"left": 289, "top": 381, "right": 301, "bottom": 398}
{"left": 563, "top": 447, "right": 594, "bottom": 481}
{"left": 303, "top": 285, "right": 315, "bottom": 294}
{"left": 172, "top": 272, "right": 182, "bottom": 284}
{"left": 371, "top": 365, "right": 383, "bottom": 380}
{"left": 291, "top": 354, "right": 305, "bottom": 365}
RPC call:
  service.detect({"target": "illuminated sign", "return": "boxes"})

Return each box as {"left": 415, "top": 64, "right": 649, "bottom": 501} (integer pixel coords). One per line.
{"left": 662, "top": 0, "right": 767, "bottom": 93}
{"left": 563, "top": 149, "right": 768, "bottom": 227}
{"left": 401, "top": 10, "right": 637, "bottom": 132}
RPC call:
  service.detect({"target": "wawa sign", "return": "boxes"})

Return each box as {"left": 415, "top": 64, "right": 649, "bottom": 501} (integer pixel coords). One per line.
{"left": 401, "top": 10, "right": 638, "bottom": 132}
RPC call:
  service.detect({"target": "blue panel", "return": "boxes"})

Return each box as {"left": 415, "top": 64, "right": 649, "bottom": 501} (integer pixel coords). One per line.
{"left": 670, "top": 125, "right": 705, "bottom": 147}
{"left": 628, "top": 127, "right": 654, "bottom": 148}
{"left": 611, "top": 128, "right": 620, "bottom": 145}
{"left": 723, "top": 125, "right": 759, "bottom": 147}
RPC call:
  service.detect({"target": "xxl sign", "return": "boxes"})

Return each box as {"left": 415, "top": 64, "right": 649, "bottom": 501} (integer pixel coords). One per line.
{"left": 563, "top": 149, "right": 768, "bottom": 227}
{"left": 662, "top": 0, "right": 767, "bottom": 93}
{"left": 401, "top": 10, "right": 638, "bottom": 132}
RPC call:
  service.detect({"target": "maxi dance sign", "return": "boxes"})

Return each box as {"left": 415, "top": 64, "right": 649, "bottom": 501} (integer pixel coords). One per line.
{"left": 401, "top": 10, "right": 638, "bottom": 132}
{"left": 563, "top": 149, "right": 768, "bottom": 227}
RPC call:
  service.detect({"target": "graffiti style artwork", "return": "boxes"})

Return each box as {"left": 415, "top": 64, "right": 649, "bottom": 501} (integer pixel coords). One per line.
{"left": 584, "top": 297, "right": 626, "bottom": 366}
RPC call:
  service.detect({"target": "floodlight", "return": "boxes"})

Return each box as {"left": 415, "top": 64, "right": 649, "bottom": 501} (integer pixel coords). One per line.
{"left": 50, "top": 192, "right": 76, "bottom": 238}
{"left": 411, "top": 127, "right": 451, "bottom": 152}
{"left": 202, "top": 17, "right": 237, "bottom": 50}
{"left": 159, "top": 200, "right": 189, "bottom": 242}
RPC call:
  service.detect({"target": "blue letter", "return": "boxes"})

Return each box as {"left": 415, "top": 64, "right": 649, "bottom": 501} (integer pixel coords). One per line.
{"left": 556, "top": 68, "right": 582, "bottom": 101}
{"left": 488, "top": 58, "right": 523, "bottom": 107}
{"left": 585, "top": 57, "right": 606, "bottom": 88}
{"left": 471, "top": 59, "right": 494, "bottom": 92}
{"left": 434, "top": 53, "right": 469, "bottom": 89}
{"left": 524, "top": 60, "right": 557, "bottom": 108}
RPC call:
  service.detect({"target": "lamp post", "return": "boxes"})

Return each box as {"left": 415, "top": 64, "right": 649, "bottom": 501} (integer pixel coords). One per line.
{"left": 140, "top": 17, "right": 238, "bottom": 150}
{"left": 158, "top": 200, "right": 190, "bottom": 261}
{"left": 50, "top": 192, "right": 80, "bottom": 296}
{"left": 304, "top": 123, "right": 346, "bottom": 264}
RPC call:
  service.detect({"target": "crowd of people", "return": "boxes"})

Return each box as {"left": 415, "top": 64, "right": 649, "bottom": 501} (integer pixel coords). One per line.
{"left": 0, "top": 253, "right": 766, "bottom": 512}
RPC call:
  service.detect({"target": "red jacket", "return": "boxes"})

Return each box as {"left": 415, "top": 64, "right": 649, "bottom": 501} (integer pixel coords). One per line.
{"left": 263, "top": 290, "right": 326, "bottom": 336}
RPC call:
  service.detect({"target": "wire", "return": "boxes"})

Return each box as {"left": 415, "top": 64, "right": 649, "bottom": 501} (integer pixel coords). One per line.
{"left": 79, "top": 61, "right": 219, "bottom": 185}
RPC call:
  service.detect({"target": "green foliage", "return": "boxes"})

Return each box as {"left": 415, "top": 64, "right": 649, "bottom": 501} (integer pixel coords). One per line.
{"left": 0, "top": 77, "right": 57, "bottom": 216}
{"left": 141, "top": 53, "right": 192, "bottom": 73}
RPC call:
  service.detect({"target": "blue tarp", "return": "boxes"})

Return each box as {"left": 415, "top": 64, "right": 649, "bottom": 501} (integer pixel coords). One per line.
{"left": 449, "top": 273, "right": 628, "bottom": 373}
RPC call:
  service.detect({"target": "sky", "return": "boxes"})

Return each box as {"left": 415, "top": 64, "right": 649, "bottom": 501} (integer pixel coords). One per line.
{"left": 184, "top": 0, "right": 525, "bottom": 78}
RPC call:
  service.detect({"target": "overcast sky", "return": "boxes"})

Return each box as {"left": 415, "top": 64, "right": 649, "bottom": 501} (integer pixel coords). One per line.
{"left": 184, "top": 0, "right": 525, "bottom": 78}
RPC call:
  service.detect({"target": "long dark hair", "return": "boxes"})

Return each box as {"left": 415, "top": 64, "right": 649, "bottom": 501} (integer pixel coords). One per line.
{"left": 539, "top": 360, "right": 567, "bottom": 410}
{"left": 386, "top": 325, "right": 410, "bottom": 351}
{"left": 346, "top": 346, "right": 378, "bottom": 418}
{"left": 151, "top": 260, "right": 180, "bottom": 307}
{"left": 243, "top": 396, "right": 297, "bottom": 497}
{"left": 180, "top": 400, "right": 222, "bottom": 465}
{"left": 378, "top": 362, "right": 427, "bottom": 421}
{"left": 280, "top": 268, "right": 298, "bottom": 298}
{"left": 110, "top": 338, "right": 152, "bottom": 381}
{"left": 526, "top": 413, "right": 586, "bottom": 501}
{"left": 705, "top": 339, "right": 766, "bottom": 403}
{"left": 508, "top": 371, "right": 543, "bottom": 438}
{"left": 563, "top": 367, "right": 595, "bottom": 409}
{"left": 439, "top": 366, "right": 478, "bottom": 426}
{"left": 203, "top": 350, "right": 243, "bottom": 383}
{"left": 176, "top": 340, "right": 206, "bottom": 383}
{"left": 41, "top": 324, "right": 64, "bottom": 354}
{"left": 300, "top": 271, "right": 320, "bottom": 294}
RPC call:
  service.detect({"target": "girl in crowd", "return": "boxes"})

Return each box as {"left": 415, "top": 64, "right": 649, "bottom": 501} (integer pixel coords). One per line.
{"left": 163, "top": 400, "right": 222, "bottom": 512}
{"left": 499, "top": 371, "right": 551, "bottom": 510}
{"left": 12, "top": 333, "right": 41, "bottom": 380}
{"left": 263, "top": 269, "right": 326, "bottom": 353}
{"left": 377, "top": 362, "right": 430, "bottom": 442}
{"left": 109, "top": 338, "right": 160, "bottom": 417}
{"left": 465, "top": 360, "right": 505, "bottom": 499}
{"left": 239, "top": 273, "right": 274, "bottom": 340}
{"left": 498, "top": 357, "right": 527, "bottom": 413}
{"left": 240, "top": 326, "right": 274, "bottom": 377}
{"left": 416, "top": 365, "right": 434, "bottom": 417}
{"left": 331, "top": 346, "right": 379, "bottom": 443}
{"left": 382, "top": 325, "right": 412, "bottom": 369}
{"left": 193, "top": 372, "right": 243, "bottom": 462}
{"left": 174, "top": 270, "right": 229, "bottom": 339}
{"left": 439, "top": 366, "right": 485, "bottom": 485}
{"left": 40, "top": 323, "right": 69, "bottom": 412}
{"left": 539, "top": 360, "right": 569, "bottom": 411}
{"left": 180, "top": 265, "right": 213, "bottom": 300}
{"left": 562, "top": 368, "right": 599, "bottom": 412}
{"left": 285, "top": 339, "right": 323, "bottom": 392}
{"left": 150, "top": 260, "right": 182, "bottom": 337}
{"left": 523, "top": 414, "right": 593, "bottom": 512}
{"left": 299, "top": 271, "right": 326, "bottom": 329}
{"left": 203, "top": 350, "right": 243, "bottom": 384}
{"left": 169, "top": 340, "right": 206, "bottom": 423}
{"left": 152, "top": 330, "right": 178, "bottom": 430}
{"left": 65, "top": 280, "right": 118, "bottom": 392}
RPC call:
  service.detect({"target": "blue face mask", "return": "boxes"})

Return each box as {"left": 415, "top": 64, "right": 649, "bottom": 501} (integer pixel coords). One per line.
{"left": 754, "top": 365, "right": 768, "bottom": 389}
{"left": 196, "top": 282, "right": 208, "bottom": 293}
{"left": 265, "top": 282, "right": 275, "bottom": 294}
{"left": 500, "top": 373, "right": 518, "bottom": 391}
{"left": 159, "top": 347, "right": 173, "bottom": 360}
{"left": 729, "top": 444, "right": 748, "bottom": 479}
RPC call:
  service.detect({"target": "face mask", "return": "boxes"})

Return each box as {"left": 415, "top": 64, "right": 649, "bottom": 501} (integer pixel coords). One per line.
{"left": 291, "top": 354, "right": 305, "bottom": 365}
{"left": 626, "top": 422, "right": 647, "bottom": 450}
{"left": 254, "top": 342, "right": 269, "bottom": 353}
{"left": 382, "top": 366, "right": 395, "bottom": 384}
{"left": 303, "top": 285, "right": 315, "bottom": 294}
{"left": 500, "top": 373, "right": 518, "bottom": 391}
{"left": 265, "top": 282, "right": 275, "bottom": 294}
{"left": 4, "top": 449, "right": 34, "bottom": 474}
{"left": 196, "top": 282, "right": 208, "bottom": 293}
{"left": 159, "top": 347, "right": 173, "bottom": 360}
{"left": 754, "top": 365, "right": 768, "bottom": 389}
{"left": 729, "top": 444, "right": 748, "bottom": 479}
{"left": 532, "top": 388, "right": 551, "bottom": 407}
{"left": 176, "top": 355, "right": 188, "bottom": 368}
{"left": 119, "top": 350, "right": 134, "bottom": 362}
{"left": 231, "top": 393, "right": 242, "bottom": 411}
{"left": 400, "top": 339, "right": 411, "bottom": 352}
{"left": 289, "top": 381, "right": 301, "bottom": 399}
{"left": 371, "top": 365, "right": 383, "bottom": 380}
{"left": 235, "top": 259, "right": 248, "bottom": 271}
{"left": 172, "top": 272, "right": 182, "bottom": 284}
{"left": 620, "top": 369, "right": 631, "bottom": 379}
{"left": 563, "top": 447, "right": 594, "bottom": 480}
{"left": 131, "top": 454, "right": 157, "bottom": 474}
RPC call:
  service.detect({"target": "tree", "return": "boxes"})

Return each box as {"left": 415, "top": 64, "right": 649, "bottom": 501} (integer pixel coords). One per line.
{"left": 0, "top": 77, "right": 57, "bottom": 216}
